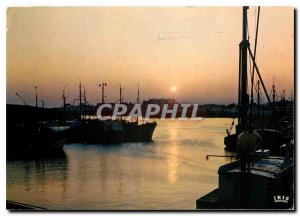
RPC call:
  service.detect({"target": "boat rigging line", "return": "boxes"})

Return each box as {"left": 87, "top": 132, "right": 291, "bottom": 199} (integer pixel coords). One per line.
{"left": 249, "top": 6, "right": 260, "bottom": 125}
{"left": 15, "top": 92, "right": 27, "bottom": 105}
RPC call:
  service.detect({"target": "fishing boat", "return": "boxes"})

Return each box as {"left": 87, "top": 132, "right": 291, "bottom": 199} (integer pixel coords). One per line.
{"left": 123, "top": 84, "right": 157, "bottom": 142}
{"left": 65, "top": 119, "right": 125, "bottom": 144}
{"left": 7, "top": 104, "right": 68, "bottom": 159}
{"left": 124, "top": 120, "right": 157, "bottom": 142}
{"left": 196, "top": 6, "right": 294, "bottom": 210}
{"left": 64, "top": 83, "right": 157, "bottom": 144}
{"left": 223, "top": 6, "right": 294, "bottom": 155}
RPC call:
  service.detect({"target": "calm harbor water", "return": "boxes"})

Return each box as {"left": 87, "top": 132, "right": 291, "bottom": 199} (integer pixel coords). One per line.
{"left": 7, "top": 118, "right": 236, "bottom": 210}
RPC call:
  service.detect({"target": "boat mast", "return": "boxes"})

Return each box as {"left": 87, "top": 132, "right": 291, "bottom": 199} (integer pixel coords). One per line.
{"left": 40, "top": 100, "right": 45, "bottom": 108}
{"left": 35, "top": 86, "right": 38, "bottom": 108}
{"left": 281, "top": 90, "right": 286, "bottom": 101}
{"left": 119, "top": 84, "right": 123, "bottom": 104}
{"left": 84, "top": 88, "right": 87, "bottom": 120}
{"left": 137, "top": 84, "right": 140, "bottom": 122}
{"left": 79, "top": 82, "right": 82, "bottom": 120}
{"left": 238, "top": 6, "right": 249, "bottom": 132}
{"left": 272, "top": 77, "right": 276, "bottom": 104}
{"left": 119, "top": 84, "right": 123, "bottom": 120}
{"left": 62, "top": 86, "right": 66, "bottom": 112}
{"left": 239, "top": 9, "right": 251, "bottom": 206}
{"left": 137, "top": 84, "right": 140, "bottom": 104}
{"left": 99, "top": 82, "right": 107, "bottom": 104}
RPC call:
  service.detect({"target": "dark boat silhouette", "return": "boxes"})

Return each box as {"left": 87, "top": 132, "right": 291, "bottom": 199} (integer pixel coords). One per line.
{"left": 197, "top": 7, "right": 294, "bottom": 209}
{"left": 6, "top": 104, "right": 68, "bottom": 159}
{"left": 223, "top": 5, "right": 294, "bottom": 155}
{"left": 124, "top": 120, "right": 157, "bottom": 142}
{"left": 63, "top": 83, "right": 157, "bottom": 144}
{"left": 65, "top": 119, "right": 157, "bottom": 144}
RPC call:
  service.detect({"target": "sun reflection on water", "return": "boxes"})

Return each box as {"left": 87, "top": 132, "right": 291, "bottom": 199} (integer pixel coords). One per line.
{"left": 167, "top": 125, "right": 178, "bottom": 184}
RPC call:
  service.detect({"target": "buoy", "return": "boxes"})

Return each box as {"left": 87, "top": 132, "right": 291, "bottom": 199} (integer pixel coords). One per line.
{"left": 237, "top": 130, "right": 262, "bottom": 157}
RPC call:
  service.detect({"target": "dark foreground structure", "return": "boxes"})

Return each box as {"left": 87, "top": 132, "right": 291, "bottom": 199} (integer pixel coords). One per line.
{"left": 196, "top": 153, "right": 294, "bottom": 209}
{"left": 7, "top": 104, "right": 157, "bottom": 159}
{"left": 7, "top": 201, "right": 46, "bottom": 210}
{"left": 223, "top": 5, "right": 294, "bottom": 155}
{"left": 197, "top": 6, "right": 294, "bottom": 210}
{"left": 7, "top": 104, "right": 68, "bottom": 159}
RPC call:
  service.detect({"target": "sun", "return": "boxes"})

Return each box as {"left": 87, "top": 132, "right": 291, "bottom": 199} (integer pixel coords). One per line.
{"left": 171, "top": 86, "right": 177, "bottom": 92}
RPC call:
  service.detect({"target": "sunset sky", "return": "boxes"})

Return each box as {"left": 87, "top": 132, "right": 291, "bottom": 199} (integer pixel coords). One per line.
{"left": 7, "top": 7, "right": 294, "bottom": 107}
